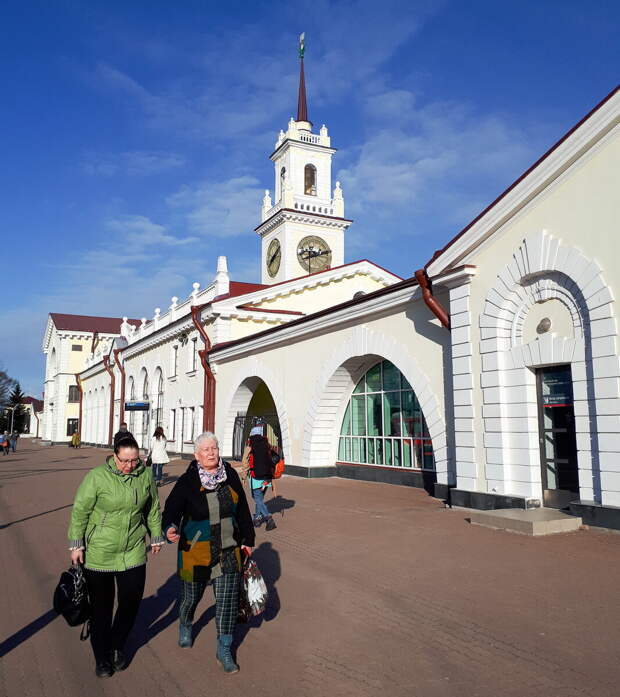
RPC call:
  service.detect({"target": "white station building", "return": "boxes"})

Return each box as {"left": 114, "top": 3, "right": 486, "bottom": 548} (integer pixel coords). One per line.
{"left": 41, "top": 60, "right": 620, "bottom": 530}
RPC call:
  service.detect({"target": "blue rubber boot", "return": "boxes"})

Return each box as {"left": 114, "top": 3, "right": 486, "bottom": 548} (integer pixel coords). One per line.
{"left": 216, "top": 634, "right": 239, "bottom": 673}
{"left": 179, "top": 623, "right": 193, "bottom": 648}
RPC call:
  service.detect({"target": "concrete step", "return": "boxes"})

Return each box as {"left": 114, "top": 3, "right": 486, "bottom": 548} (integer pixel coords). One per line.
{"left": 469, "top": 507, "right": 582, "bottom": 536}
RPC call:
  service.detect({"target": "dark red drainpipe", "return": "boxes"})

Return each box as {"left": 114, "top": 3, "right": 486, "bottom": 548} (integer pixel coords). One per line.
{"left": 113, "top": 348, "right": 126, "bottom": 428}
{"left": 414, "top": 269, "right": 451, "bottom": 330}
{"left": 75, "top": 373, "right": 83, "bottom": 438}
{"left": 190, "top": 304, "right": 216, "bottom": 433}
{"left": 102, "top": 350, "right": 116, "bottom": 446}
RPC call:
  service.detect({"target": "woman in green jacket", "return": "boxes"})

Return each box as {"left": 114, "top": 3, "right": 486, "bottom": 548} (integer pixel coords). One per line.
{"left": 68, "top": 436, "right": 164, "bottom": 678}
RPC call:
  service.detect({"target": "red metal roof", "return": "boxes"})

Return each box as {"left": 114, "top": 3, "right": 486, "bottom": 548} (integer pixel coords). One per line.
{"left": 49, "top": 313, "right": 141, "bottom": 334}
{"left": 213, "top": 281, "right": 268, "bottom": 302}
{"left": 22, "top": 396, "right": 44, "bottom": 411}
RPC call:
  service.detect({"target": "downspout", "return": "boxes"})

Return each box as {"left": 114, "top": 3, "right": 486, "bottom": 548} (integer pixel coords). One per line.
{"left": 75, "top": 373, "right": 83, "bottom": 438}
{"left": 102, "top": 349, "right": 116, "bottom": 446}
{"left": 33, "top": 408, "right": 40, "bottom": 438}
{"left": 113, "top": 348, "right": 126, "bottom": 427}
{"left": 414, "top": 269, "right": 451, "bottom": 330}
{"left": 91, "top": 331, "right": 100, "bottom": 355}
{"left": 190, "top": 304, "right": 216, "bottom": 433}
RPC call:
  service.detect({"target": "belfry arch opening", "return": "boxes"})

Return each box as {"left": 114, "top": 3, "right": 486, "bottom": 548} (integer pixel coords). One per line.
{"left": 226, "top": 377, "right": 283, "bottom": 460}
{"left": 304, "top": 164, "right": 317, "bottom": 195}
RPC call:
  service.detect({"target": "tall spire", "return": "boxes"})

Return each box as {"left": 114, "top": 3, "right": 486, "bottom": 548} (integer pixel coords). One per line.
{"left": 296, "top": 32, "right": 310, "bottom": 125}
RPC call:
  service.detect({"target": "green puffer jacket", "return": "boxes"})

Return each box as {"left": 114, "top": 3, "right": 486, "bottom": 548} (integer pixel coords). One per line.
{"left": 68, "top": 456, "right": 164, "bottom": 572}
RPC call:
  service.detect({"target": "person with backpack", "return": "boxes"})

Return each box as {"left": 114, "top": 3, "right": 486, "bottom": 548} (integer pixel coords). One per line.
{"left": 1, "top": 432, "right": 9, "bottom": 455}
{"left": 244, "top": 424, "right": 278, "bottom": 531}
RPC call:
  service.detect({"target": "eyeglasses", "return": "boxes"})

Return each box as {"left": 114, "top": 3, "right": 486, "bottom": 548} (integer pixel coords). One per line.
{"left": 117, "top": 457, "right": 140, "bottom": 465}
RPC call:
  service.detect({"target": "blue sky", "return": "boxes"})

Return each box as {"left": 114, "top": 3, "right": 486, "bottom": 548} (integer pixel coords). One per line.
{"left": 2, "top": 0, "right": 618, "bottom": 396}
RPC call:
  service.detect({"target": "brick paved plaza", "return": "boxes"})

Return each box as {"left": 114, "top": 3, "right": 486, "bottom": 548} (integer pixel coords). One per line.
{"left": 1, "top": 443, "right": 619, "bottom": 697}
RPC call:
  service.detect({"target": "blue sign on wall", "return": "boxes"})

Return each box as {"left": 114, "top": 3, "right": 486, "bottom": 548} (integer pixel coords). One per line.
{"left": 125, "top": 401, "right": 150, "bottom": 411}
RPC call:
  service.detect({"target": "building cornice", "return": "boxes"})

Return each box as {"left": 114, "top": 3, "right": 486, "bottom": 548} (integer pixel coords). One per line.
{"left": 211, "top": 278, "right": 421, "bottom": 362}
{"left": 269, "top": 138, "right": 336, "bottom": 161}
{"left": 255, "top": 207, "right": 352, "bottom": 236}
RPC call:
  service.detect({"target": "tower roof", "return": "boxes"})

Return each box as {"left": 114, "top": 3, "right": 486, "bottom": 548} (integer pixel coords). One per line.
{"left": 296, "top": 32, "right": 311, "bottom": 126}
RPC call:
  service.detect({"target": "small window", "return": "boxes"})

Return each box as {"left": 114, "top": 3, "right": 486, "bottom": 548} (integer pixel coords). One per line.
{"left": 190, "top": 339, "right": 197, "bottom": 372}
{"left": 280, "top": 166, "right": 286, "bottom": 199}
{"left": 68, "top": 385, "right": 80, "bottom": 402}
{"left": 171, "top": 345, "right": 178, "bottom": 377}
{"left": 304, "top": 164, "right": 317, "bottom": 195}
{"left": 71, "top": 344, "right": 83, "bottom": 352}
{"left": 66, "top": 418, "right": 79, "bottom": 436}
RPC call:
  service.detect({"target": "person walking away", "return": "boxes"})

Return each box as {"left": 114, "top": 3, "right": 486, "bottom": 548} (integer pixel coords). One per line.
{"left": 10, "top": 432, "right": 19, "bottom": 452}
{"left": 1, "top": 432, "right": 9, "bottom": 455}
{"left": 148, "top": 427, "right": 169, "bottom": 486}
{"left": 113, "top": 422, "right": 134, "bottom": 447}
{"left": 67, "top": 436, "right": 164, "bottom": 678}
{"left": 245, "top": 426, "right": 277, "bottom": 531}
{"left": 162, "top": 432, "right": 255, "bottom": 673}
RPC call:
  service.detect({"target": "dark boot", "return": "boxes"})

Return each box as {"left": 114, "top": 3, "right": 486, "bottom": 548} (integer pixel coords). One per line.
{"left": 110, "top": 649, "right": 127, "bottom": 671}
{"left": 253, "top": 515, "right": 264, "bottom": 528}
{"left": 95, "top": 659, "right": 114, "bottom": 678}
{"left": 179, "top": 623, "right": 193, "bottom": 648}
{"left": 216, "top": 634, "right": 239, "bottom": 673}
{"left": 265, "top": 516, "right": 277, "bottom": 531}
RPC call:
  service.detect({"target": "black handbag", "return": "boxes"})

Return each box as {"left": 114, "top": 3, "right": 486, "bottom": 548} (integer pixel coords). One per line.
{"left": 53, "top": 564, "right": 91, "bottom": 639}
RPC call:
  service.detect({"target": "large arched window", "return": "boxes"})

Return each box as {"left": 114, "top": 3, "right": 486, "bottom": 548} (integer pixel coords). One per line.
{"left": 304, "top": 164, "right": 317, "bottom": 195}
{"left": 338, "top": 360, "right": 435, "bottom": 470}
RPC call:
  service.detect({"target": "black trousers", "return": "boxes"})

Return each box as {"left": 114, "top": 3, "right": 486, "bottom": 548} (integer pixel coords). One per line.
{"left": 85, "top": 565, "right": 146, "bottom": 661}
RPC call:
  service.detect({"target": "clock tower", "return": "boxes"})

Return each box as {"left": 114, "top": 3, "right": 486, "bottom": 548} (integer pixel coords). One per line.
{"left": 257, "top": 34, "right": 352, "bottom": 285}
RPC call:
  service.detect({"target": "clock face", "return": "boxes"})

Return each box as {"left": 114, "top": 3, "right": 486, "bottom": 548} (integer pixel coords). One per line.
{"left": 266, "top": 238, "right": 281, "bottom": 278}
{"left": 297, "top": 235, "right": 332, "bottom": 273}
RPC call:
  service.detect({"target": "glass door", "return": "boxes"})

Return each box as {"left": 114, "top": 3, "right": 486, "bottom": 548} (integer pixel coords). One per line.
{"left": 536, "top": 365, "right": 579, "bottom": 508}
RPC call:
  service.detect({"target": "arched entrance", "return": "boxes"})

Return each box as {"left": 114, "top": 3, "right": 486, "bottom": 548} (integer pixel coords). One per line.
{"left": 225, "top": 377, "right": 283, "bottom": 460}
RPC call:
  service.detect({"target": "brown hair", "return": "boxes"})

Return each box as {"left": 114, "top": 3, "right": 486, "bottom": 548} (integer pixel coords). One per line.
{"left": 153, "top": 426, "right": 165, "bottom": 440}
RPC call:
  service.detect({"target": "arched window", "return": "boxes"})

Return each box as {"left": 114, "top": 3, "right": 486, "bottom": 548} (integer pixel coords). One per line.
{"left": 304, "top": 164, "right": 317, "bottom": 196}
{"left": 155, "top": 369, "right": 164, "bottom": 429}
{"left": 338, "top": 360, "right": 435, "bottom": 470}
{"left": 280, "top": 166, "right": 286, "bottom": 199}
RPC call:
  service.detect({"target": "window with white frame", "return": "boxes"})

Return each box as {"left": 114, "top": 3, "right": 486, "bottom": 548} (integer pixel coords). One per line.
{"left": 169, "top": 409, "right": 176, "bottom": 440}
{"left": 171, "top": 345, "right": 178, "bottom": 377}
{"left": 338, "top": 360, "right": 435, "bottom": 470}
{"left": 190, "top": 338, "right": 197, "bottom": 372}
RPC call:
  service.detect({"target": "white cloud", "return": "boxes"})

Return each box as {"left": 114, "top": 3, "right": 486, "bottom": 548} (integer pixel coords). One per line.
{"left": 337, "top": 89, "right": 541, "bottom": 242}
{"left": 82, "top": 150, "right": 186, "bottom": 176}
{"left": 166, "top": 176, "right": 262, "bottom": 238}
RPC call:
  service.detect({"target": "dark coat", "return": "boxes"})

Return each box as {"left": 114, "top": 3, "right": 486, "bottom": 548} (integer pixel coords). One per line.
{"left": 249, "top": 434, "right": 274, "bottom": 480}
{"left": 162, "top": 460, "right": 255, "bottom": 582}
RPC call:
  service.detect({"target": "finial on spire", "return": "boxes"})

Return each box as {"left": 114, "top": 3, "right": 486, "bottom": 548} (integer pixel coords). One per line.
{"left": 296, "top": 32, "right": 310, "bottom": 125}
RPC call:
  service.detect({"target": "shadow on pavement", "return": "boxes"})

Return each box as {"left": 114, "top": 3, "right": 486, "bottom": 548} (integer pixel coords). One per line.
{"left": 127, "top": 574, "right": 179, "bottom": 661}
{"left": 0, "top": 503, "right": 73, "bottom": 529}
{"left": 0, "top": 609, "right": 59, "bottom": 658}
{"left": 267, "top": 495, "right": 295, "bottom": 517}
